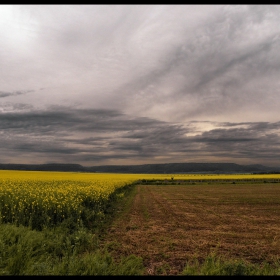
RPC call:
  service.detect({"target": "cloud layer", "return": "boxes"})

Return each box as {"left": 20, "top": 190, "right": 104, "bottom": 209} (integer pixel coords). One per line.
{"left": 0, "top": 5, "right": 280, "bottom": 166}
{"left": 0, "top": 106, "right": 279, "bottom": 166}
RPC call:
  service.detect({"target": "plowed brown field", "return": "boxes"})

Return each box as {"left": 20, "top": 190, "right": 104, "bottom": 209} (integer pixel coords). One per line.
{"left": 99, "top": 183, "right": 280, "bottom": 275}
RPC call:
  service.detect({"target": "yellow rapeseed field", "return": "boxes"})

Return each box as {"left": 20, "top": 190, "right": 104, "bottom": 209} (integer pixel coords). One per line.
{"left": 0, "top": 170, "right": 141, "bottom": 229}
{"left": 1, "top": 170, "right": 280, "bottom": 230}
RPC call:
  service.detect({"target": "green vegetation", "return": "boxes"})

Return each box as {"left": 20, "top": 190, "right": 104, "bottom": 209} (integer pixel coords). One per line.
{"left": 0, "top": 223, "right": 144, "bottom": 275}
{"left": 182, "top": 252, "right": 280, "bottom": 275}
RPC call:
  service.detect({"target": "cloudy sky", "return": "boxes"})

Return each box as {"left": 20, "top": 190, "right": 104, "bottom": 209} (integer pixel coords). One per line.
{"left": 1, "top": 5, "right": 280, "bottom": 167}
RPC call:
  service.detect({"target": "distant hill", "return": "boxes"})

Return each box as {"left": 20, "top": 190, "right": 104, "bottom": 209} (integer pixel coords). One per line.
{"left": 85, "top": 162, "right": 280, "bottom": 174}
{"left": 0, "top": 162, "right": 279, "bottom": 174}
{"left": 0, "top": 163, "right": 85, "bottom": 172}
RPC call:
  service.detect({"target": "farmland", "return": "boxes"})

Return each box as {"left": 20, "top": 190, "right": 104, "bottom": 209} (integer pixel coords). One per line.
{"left": 1, "top": 170, "right": 280, "bottom": 275}
{"left": 100, "top": 183, "right": 280, "bottom": 275}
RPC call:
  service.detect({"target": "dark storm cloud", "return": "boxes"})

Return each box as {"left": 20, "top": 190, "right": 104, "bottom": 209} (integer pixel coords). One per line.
{"left": 0, "top": 106, "right": 161, "bottom": 134}
{"left": 0, "top": 106, "right": 185, "bottom": 164}
{"left": 0, "top": 90, "right": 34, "bottom": 98}
{"left": 190, "top": 122, "right": 280, "bottom": 164}
{"left": 0, "top": 106, "right": 279, "bottom": 166}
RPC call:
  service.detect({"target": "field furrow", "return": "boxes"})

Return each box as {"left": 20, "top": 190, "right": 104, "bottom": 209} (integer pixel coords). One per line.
{"left": 100, "top": 184, "right": 280, "bottom": 275}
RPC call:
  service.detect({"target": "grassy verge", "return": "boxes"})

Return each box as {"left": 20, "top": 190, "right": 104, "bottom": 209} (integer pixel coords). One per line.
{"left": 182, "top": 252, "right": 280, "bottom": 275}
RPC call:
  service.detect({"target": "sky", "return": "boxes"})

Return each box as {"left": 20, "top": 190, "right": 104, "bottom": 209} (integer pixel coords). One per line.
{"left": 0, "top": 5, "right": 280, "bottom": 167}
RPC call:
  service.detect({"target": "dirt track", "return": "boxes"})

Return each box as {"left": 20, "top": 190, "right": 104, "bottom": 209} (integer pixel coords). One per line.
{"left": 99, "top": 184, "right": 280, "bottom": 275}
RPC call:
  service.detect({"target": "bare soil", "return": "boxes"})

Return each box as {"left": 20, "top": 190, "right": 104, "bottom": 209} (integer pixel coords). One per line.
{"left": 99, "top": 183, "right": 280, "bottom": 275}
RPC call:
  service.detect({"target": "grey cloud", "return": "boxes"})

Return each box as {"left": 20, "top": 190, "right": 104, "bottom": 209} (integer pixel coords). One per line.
{"left": 192, "top": 36, "right": 280, "bottom": 93}
{"left": 0, "top": 106, "right": 279, "bottom": 166}
{"left": 0, "top": 107, "right": 280, "bottom": 164}
{"left": 190, "top": 122, "right": 280, "bottom": 165}
{"left": 0, "top": 90, "right": 34, "bottom": 98}
{"left": 115, "top": 5, "right": 280, "bottom": 122}
{"left": 1, "top": 6, "right": 280, "bottom": 166}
